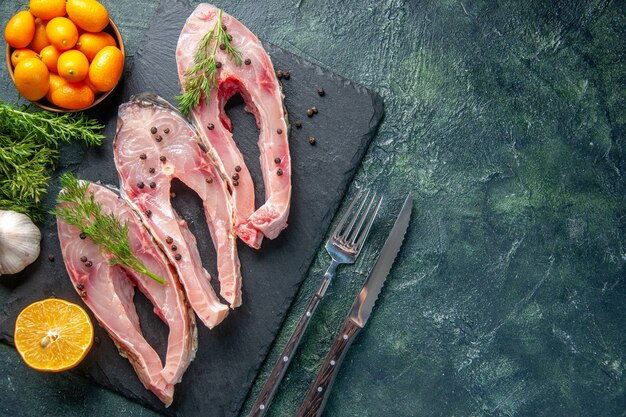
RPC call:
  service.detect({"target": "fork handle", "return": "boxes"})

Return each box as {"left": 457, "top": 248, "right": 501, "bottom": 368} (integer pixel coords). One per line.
{"left": 295, "top": 318, "right": 361, "bottom": 417}
{"left": 248, "top": 261, "right": 339, "bottom": 417}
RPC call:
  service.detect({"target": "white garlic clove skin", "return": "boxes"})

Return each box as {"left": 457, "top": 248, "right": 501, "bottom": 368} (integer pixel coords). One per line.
{"left": 0, "top": 210, "right": 41, "bottom": 276}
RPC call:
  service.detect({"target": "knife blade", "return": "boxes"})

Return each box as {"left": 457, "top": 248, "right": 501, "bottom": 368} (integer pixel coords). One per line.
{"left": 295, "top": 193, "right": 412, "bottom": 417}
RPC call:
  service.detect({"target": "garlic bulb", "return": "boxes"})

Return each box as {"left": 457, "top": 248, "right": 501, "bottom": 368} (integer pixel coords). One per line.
{"left": 0, "top": 210, "right": 41, "bottom": 276}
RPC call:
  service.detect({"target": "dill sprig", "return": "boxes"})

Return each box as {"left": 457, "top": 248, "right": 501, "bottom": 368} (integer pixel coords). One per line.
{"left": 177, "top": 8, "right": 242, "bottom": 116}
{"left": 0, "top": 100, "right": 104, "bottom": 220}
{"left": 0, "top": 101, "right": 104, "bottom": 147}
{"left": 0, "top": 132, "right": 57, "bottom": 219}
{"left": 53, "top": 173, "right": 167, "bottom": 285}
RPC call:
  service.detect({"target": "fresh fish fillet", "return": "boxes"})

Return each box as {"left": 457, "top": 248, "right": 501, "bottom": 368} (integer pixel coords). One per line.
{"left": 177, "top": 3, "right": 292, "bottom": 248}
{"left": 57, "top": 182, "right": 197, "bottom": 406}
{"left": 114, "top": 93, "right": 241, "bottom": 328}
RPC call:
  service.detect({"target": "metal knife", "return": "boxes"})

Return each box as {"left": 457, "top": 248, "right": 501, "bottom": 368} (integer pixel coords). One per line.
{"left": 295, "top": 193, "right": 413, "bottom": 417}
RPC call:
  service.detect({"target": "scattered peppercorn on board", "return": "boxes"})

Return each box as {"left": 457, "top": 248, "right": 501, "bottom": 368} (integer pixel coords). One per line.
{"left": 0, "top": 1, "right": 383, "bottom": 416}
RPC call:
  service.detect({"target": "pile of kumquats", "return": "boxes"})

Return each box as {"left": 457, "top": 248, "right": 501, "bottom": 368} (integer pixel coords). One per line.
{"left": 4, "top": 0, "right": 123, "bottom": 110}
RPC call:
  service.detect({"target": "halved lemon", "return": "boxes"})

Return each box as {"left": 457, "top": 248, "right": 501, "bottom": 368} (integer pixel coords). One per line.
{"left": 14, "top": 298, "right": 94, "bottom": 372}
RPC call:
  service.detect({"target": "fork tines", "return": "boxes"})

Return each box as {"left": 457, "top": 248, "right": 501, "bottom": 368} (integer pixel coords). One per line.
{"left": 334, "top": 189, "right": 383, "bottom": 252}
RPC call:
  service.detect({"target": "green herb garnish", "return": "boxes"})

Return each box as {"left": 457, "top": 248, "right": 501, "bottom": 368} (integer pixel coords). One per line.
{"left": 53, "top": 173, "right": 166, "bottom": 285}
{"left": 0, "top": 101, "right": 104, "bottom": 147}
{"left": 0, "top": 101, "right": 104, "bottom": 220}
{"left": 0, "top": 132, "right": 56, "bottom": 217}
{"left": 177, "top": 8, "right": 242, "bottom": 116}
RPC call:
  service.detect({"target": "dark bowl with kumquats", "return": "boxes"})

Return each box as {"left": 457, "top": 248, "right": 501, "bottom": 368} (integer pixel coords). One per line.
{"left": 5, "top": 1, "right": 125, "bottom": 113}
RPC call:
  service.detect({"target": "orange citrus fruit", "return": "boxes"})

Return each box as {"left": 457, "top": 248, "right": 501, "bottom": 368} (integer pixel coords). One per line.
{"left": 77, "top": 31, "right": 116, "bottom": 61}
{"left": 10, "top": 48, "right": 39, "bottom": 67}
{"left": 57, "top": 50, "right": 89, "bottom": 82}
{"left": 29, "top": 0, "right": 67, "bottom": 20}
{"left": 85, "top": 78, "right": 102, "bottom": 94}
{"left": 14, "top": 298, "right": 93, "bottom": 372}
{"left": 50, "top": 81, "right": 95, "bottom": 109}
{"left": 39, "top": 45, "right": 61, "bottom": 73}
{"left": 45, "top": 17, "right": 78, "bottom": 51}
{"left": 88, "top": 45, "right": 123, "bottom": 92}
{"left": 13, "top": 57, "right": 50, "bottom": 101}
{"left": 4, "top": 10, "right": 36, "bottom": 49}
{"left": 28, "top": 18, "right": 50, "bottom": 54}
{"left": 66, "top": 0, "right": 109, "bottom": 32}
{"left": 46, "top": 73, "right": 67, "bottom": 102}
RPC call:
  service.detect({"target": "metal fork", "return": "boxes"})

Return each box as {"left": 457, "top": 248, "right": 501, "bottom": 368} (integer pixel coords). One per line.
{"left": 248, "top": 189, "right": 383, "bottom": 417}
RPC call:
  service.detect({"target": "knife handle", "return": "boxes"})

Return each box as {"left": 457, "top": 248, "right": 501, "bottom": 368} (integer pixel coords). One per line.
{"left": 248, "top": 291, "right": 322, "bottom": 417}
{"left": 296, "top": 318, "right": 361, "bottom": 417}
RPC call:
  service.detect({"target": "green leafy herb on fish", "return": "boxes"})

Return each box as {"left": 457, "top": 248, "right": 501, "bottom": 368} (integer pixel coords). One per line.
{"left": 177, "top": 8, "right": 242, "bottom": 116}
{"left": 53, "top": 173, "right": 167, "bottom": 285}
{"left": 0, "top": 100, "right": 104, "bottom": 220}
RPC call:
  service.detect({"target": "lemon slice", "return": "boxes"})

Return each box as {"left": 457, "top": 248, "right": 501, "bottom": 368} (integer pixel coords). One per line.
{"left": 14, "top": 298, "right": 94, "bottom": 372}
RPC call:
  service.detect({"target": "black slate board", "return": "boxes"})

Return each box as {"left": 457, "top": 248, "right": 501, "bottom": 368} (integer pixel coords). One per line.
{"left": 0, "top": 1, "right": 383, "bottom": 416}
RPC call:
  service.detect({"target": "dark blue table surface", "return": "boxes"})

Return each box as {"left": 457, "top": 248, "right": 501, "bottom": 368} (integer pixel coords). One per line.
{"left": 1, "top": 1, "right": 624, "bottom": 416}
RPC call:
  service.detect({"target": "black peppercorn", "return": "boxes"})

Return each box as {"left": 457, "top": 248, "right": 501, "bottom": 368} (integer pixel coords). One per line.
{"left": 166, "top": 236, "right": 173, "bottom": 244}
{"left": 235, "top": 165, "right": 241, "bottom": 172}
{"left": 85, "top": 261, "right": 93, "bottom": 268}
{"left": 77, "top": 283, "right": 84, "bottom": 291}
{"left": 244, "top": 58, "right": 251, "bottom": 65}
{"left": 150, "top": 182, "right": 156, "bottom": 188}
{"left": 150, "top": 127, "right": 157, "bottom": 134}
{"left": 274, "top": 157, "right": 281, "bottom": 164}
{"left": 276, "top": 70, "right": 283, "bottom": 79}
{"left": 283, "top": 70, "right": 290, "bottom": 80}
{"left": 207, "top": 123, "right": 214, "bottom": 130}
{"left": 79, "top": 232, "right": 87, "bottom": 239}
{"left": 215, "top": 61, "right": 222, "bottom": 68}
{"left": 312, "top": 106, "right": 318, "bottom": 114}
{"left": 317, "top": 87, "right": 325, "bottom": 97}
{"left": 232, "top": 173, "right": 239, "bottom": 181}
{"left": 295, "top": 121, "right": 302, "bottom": 129}
{"left": 277, "top": 128, "right": 283, "bottom": 134}
{"left": 160, "top": 156, "right": 166, "bottom": 162}
{"left": 306, "top": 108, "right": 314, "bottom": 117}
{"left": 164, "top": 128, "right": 170, "bottom": 134}
{"left": 48, "top": 254, "right": 55, "bottom": 262}
{"left": 206, "top": 177, "right": 213, "bottom": 184}
{"left": 149, "top": 167, "right": 155, "bottom": 174}
{"left": 308, "top": 136, "right": 317, "bottom": 145}
{"left": 175, "top": 254, "right": 182, "bottom": 261}
{"left": 155, "top": 135, "right": 163, "bottom": 142}
{"left": 137, "top": 182, "right": 145, "bottom": 189}
{"left": 233, "top": 180, "right": 239, "bottom": 186}
{"left": 140, "top": 153, "right": 147, "bottom": 160}
{"left": 219, "top": 43, "right": 226, "bottom": 50}
{"left": 277, "top": 168, "right": 283, "bottom": 176}
{"left": 80, "top": 256, "right": 87, "bottom": 263}
{"left": 145, "top": 209, "right": 152, "bottom": 217}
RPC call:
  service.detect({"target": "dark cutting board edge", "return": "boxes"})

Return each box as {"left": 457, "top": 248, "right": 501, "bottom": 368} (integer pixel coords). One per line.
{"left": 0, "top": 1, "right": 384, "bottom": 416}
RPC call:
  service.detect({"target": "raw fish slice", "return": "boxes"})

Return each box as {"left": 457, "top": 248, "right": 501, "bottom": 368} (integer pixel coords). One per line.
{"left": 177, "top": 3, "right": 291, "bottom": 248}
{"left": 57, "top": 183, "right": 197, "bottom": 406}
{"left": 114, "top": 94, "right": 241, "bottom": 327}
